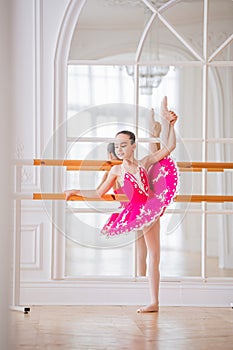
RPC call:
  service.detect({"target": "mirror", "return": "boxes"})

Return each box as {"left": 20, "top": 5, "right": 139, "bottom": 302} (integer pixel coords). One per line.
{"left": 65, "top": 0, "right": 233, "bottom": 279}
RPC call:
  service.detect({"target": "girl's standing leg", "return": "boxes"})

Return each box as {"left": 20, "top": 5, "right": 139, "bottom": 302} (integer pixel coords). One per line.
{"left": 137, "top": 219, "right": 160, "bottom": 313}
{"left": 136, "top": 231, "right": 147, "bottom": 276}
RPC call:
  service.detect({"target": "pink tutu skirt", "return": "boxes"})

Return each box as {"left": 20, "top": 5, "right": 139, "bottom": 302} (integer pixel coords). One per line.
{"left": 101, "top": 156, "right": 178, "bottom": 237}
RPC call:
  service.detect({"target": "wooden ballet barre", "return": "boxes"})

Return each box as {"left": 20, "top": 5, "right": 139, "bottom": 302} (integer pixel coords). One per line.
{"left": 32, "top": 193, "right": 233, "bottom": 203}
{"left": 179, "top": 168, "right": 224, "bottom": 172}
{"left": 67, "top": 165, "right": 227, "bottom": 172}
{"left": 33, "top": 193, "right": 129, "bottom": 202}
{"left": 174, "top": 195, "right": 233, "bottom": 203}
{"left": 177, "top": 162, "right": 233, "bottom": 170}
{"left": 32, "top": 160, "right": 233, "bottom": 172}
{"left": 33, "top": 159, "right": 122, "bottom": 167}
{"left": 66, "top": 165, "right": 117, "bottom": 171}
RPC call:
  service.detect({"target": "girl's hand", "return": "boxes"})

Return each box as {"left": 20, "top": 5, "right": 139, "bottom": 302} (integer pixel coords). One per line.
{"left": 170, "top": 115, "right": 178, "bottom": 125}
{"left": 64, "top": 189, "right": 81, "bottom": 201}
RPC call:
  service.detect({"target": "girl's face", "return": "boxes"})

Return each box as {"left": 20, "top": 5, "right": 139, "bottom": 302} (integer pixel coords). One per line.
{"left": 114, "top": 133, "right": 136, "bottom": 160}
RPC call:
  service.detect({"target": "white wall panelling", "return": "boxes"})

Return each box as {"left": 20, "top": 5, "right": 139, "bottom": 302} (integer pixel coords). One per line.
{"left": 21, "top": 224, "right": 43, "bottom": 269}
{"left": 20, "top": 208, "right": 52, "bottom": 282}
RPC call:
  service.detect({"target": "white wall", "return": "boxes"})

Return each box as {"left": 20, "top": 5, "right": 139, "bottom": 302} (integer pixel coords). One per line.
{"left": 0, "top": 0, "right": 11, "bottom": 348}
{"left": 11, "top": 0, "right": 70, "bottom": 283}
{"left": 11, "top": 0, "right": 233, "bottom": 307}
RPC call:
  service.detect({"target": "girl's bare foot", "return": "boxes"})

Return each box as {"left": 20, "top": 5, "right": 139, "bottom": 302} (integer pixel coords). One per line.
{"left": 161, "top": 96, "right": 171, "bottom": 121}
{"left": 150, "top": 108, "right": 161, "bottom": 137}
{"left": 161, "top": 96, "right": 178, "bottom": 124}
{"left": 137, "top": 303, "right": 159, "bottom": 313}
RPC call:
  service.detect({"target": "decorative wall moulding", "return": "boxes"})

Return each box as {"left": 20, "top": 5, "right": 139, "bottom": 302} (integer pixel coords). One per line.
{"left": 15, "top": 142, "right": 25, "bottom": 160}
{"left": 21, "top": 224, "right": 43, "bottom": 270}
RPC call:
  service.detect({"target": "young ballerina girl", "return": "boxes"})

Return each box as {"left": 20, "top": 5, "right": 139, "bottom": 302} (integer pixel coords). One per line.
{"left": 65, "top": 96, "right": 178, "bottom": 313}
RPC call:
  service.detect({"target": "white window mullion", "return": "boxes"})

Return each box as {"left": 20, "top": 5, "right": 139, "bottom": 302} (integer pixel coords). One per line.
{"left": 201, "top": 0, "right": 209, "bottom": 280}
{"left": 135, "top": 12, "right": 157, "bottom": 63}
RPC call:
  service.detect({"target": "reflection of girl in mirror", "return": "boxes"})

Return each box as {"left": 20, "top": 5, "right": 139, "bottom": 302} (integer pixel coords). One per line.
{"left": 65, "top": 96, "right": 178, "bottom": 313}
{"left": 96, "top": 142, "right": 120, "bottom": 191}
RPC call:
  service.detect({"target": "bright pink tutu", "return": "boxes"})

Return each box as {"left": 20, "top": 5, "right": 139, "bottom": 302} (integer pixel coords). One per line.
{"left": 101, "top": 156, "right": 178, "bottom": 237}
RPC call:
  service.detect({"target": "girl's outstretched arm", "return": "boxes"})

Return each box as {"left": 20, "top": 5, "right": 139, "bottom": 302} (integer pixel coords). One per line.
{"left": 64, "top": 165, "right": 119, "bottom": 200}
{"left": 96, "top": 165, "right": 119, "bottom": 197}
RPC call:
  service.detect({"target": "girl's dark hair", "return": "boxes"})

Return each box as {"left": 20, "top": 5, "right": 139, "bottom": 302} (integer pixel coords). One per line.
{"left": 107, "top": 142, "right": 119, "bottom": 159}
{"left": 115, "top": 130, "right": 136, "bottom": 144}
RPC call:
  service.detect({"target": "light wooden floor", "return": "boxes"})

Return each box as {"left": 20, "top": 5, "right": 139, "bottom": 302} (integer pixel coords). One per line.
{"left": 10, "top": 306, "right": 233, "bottom": 350}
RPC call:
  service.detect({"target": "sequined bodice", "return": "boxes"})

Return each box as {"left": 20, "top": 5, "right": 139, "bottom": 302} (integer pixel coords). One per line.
{"left": 118, "top": 164, "right": 149, "bottom": 200}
